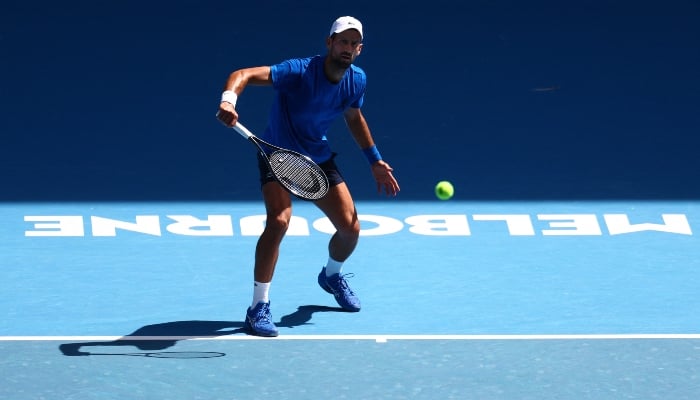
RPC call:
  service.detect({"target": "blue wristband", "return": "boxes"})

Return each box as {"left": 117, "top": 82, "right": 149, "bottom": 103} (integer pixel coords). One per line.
{"left": 362, "top": 145, "right": 382, "bottom": 164}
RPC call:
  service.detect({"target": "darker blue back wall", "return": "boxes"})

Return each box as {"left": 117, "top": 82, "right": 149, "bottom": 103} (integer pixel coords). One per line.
{"left": 2, "top": 0, "right": 699, "bottom": 201}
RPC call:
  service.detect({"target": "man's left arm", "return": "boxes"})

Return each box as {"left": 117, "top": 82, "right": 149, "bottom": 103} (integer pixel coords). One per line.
{"left": 344, "top": 108, "right": 400, "bottom": 196}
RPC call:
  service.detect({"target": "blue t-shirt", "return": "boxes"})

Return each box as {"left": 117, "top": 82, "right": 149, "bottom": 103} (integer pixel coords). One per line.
{"left": 262, "top": 55, "right": 366, "bottom": 164}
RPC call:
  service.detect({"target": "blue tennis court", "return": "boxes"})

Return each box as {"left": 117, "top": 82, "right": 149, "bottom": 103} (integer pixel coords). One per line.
{"left": 2, "top": 201, "right": 700, "bottom": 398}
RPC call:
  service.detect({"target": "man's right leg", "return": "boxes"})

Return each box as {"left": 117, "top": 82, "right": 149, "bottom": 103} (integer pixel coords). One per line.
{"left": 244, "top": 182, "right": 292, "bottom": 337}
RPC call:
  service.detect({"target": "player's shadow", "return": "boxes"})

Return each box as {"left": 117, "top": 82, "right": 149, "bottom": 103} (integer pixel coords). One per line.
{"left": 58, "top": 305, "right": 344, "bottom": 357}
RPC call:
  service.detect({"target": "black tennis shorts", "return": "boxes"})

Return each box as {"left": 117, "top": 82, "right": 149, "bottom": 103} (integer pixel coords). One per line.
{"left": 257, "top": 152, "right": 345, "bottom": 188}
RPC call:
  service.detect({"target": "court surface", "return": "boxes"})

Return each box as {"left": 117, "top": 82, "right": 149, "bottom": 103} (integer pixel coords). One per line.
{"left": 2, "top": 200, "right": 699, "bottom": 399}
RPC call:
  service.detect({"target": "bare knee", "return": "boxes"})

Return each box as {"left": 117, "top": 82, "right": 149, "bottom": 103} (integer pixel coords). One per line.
{"left": 336, "top": 215, "right": 360, "bottom": 240}
{"left": 263, "top": 211, "right": 292, "bottom": 240}
{"left": 268, "top": 213, "right": 291, "bottom": 231}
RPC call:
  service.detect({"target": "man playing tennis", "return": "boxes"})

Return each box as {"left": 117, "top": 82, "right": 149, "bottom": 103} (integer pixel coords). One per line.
{"left": 216, "top": 16, "right": 400, "bottom": 337}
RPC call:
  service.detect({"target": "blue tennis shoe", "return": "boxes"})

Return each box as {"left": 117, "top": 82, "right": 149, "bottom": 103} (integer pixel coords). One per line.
{"left": 244, "top": 301, "right": 279, "bottom": 337}
{"left": 317, "top": 268, "right": 361, "bottom": 312}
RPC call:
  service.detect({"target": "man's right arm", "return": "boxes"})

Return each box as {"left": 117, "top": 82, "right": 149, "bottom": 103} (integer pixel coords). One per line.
{"left": 217, "top": 66, "right": 272, "bottom": 127}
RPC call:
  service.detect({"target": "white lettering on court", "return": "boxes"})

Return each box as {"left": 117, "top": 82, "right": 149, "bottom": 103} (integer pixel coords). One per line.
{"left": 472, "top": 214, "right": 536, "bottom": 236}
{"left": 166, "top": 215, "right": 234, "bottom": 236}
{"left": 404, "top": 215, "right": 470, "bottom": 236}
{"left": 538, "top": 214, "right": 603, "bottom": 236}
{"left": 22, "top": 213, "right": 693, "bottom": 237}
{"left": 603, "top": 214, "right": 692, "bottom": 235}
{"left": 24, "top": 216, "right": 85, "bottom": 237}
{"left": 91, "top": 216, "right": 162, "bottom": 236}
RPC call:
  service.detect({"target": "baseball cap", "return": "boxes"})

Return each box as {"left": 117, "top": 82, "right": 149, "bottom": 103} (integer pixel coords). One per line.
{"left": 329, "top": 16, "right": 363, "bottom": 39}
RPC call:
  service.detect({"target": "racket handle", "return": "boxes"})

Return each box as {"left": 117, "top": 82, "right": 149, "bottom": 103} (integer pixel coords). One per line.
{"left": 216, "top": 110, "right": 255, "bottom": 139}
{"left": 231, "top": 122, "right": 255, "bottom": 139}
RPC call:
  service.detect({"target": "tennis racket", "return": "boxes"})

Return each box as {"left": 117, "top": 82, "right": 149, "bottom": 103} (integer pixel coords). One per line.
{"left": 228, "top": 120, "right": 330, "bottom": 201}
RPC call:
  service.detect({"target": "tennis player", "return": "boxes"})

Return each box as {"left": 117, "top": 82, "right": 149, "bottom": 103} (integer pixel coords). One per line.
{"left": 216, "top": 16, "right": 400, "bottom": 336}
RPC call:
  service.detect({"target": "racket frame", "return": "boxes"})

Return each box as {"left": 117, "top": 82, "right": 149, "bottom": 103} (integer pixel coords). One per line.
{"left": 231, "top": 122, "right": 330, "bottom": 201}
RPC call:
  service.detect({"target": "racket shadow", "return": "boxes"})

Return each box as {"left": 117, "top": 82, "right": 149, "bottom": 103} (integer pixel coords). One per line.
{"left": 59, "top": 320, "right": 244, "bottom": 357}
{"left": 59, "top": 305, "right": 348, "bottom": 357}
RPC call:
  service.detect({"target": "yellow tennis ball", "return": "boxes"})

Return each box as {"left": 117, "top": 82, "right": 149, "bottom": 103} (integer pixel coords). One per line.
{"left": 435, "top": 181, "right": 454, "bottom": 200}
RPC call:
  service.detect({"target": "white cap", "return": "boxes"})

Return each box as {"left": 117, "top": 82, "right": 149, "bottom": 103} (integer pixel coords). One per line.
{"left": 329, "top": 16, "right": 363, "bottom": 39}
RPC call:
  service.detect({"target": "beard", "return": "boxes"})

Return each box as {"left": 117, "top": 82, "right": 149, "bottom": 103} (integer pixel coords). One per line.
{"left": 329, "top": 52, "right": 353, "bottom": 69}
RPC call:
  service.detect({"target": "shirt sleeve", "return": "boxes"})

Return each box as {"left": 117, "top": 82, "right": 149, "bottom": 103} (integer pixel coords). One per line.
{"left": 270, "top": 58, "right": 305, "bottom": 92}
{"left": 350, "top": 90, "right": 365, "bottom": 108}
{"left": 349, "top": 68, "right": 367, "bottom": 108}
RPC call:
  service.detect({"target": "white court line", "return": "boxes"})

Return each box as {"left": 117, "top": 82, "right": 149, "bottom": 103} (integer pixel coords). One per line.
{"left": 2, "top": 334, "right": 700, "bottom": 342}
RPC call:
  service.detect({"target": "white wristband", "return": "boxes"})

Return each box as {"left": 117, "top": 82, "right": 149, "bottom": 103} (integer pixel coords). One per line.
{"left": 221, "top": 90, "right": 238, "bottom": 107}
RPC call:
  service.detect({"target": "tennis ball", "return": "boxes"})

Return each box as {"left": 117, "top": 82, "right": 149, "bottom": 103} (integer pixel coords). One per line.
{"left": 435, "top": 181, "right": 454, "bottom": 200}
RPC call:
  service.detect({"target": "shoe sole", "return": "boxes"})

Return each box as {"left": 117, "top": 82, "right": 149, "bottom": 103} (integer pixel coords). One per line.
{"left": 244, "top": 318, "right": 279, "bottom": 337}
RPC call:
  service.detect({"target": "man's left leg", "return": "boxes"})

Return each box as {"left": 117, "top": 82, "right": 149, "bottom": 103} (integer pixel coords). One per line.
{"left": 314, "top": 182, "right": 362, "bottom": 311}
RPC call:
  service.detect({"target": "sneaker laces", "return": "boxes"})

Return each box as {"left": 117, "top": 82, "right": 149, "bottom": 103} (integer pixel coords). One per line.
{"left": 334, "top": 273, "right": 356, "bottom": 295}
{"left": 254, "top": 303, "right": 272, "bottom": 323}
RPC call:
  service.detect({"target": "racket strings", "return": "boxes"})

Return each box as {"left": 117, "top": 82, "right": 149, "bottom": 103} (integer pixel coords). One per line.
{"left": 269, "top": 151, "right": 329, "bottom": 199}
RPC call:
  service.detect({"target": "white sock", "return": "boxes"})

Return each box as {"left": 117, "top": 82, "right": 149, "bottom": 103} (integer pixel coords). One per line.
{"left": 252, "top": 281, "right": 270, "bottom": 308}
{"left": 324, "top": 257, "right": 344, "bottom": 277}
